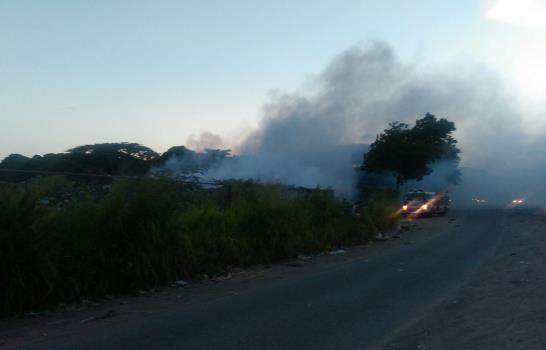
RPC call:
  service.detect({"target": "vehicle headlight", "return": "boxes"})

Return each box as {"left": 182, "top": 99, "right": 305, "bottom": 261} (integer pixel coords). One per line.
{"left": 421, "top": 204, "right": 429, "bottom": 210}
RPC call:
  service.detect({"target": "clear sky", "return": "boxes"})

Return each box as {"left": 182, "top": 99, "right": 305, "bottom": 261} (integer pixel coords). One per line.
{"left": 1, "top": 0, "right": 545, "bottom": 159}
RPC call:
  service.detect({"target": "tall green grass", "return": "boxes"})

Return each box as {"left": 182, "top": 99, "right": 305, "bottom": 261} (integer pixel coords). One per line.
{"left": 357, "top": 191, "right": 400, "bottom": 235}
{"left": 0, "top": 178, "right": 397, "bottom": 315}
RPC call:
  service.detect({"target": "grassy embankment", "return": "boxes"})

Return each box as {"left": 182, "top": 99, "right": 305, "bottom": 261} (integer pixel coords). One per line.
{"left": 0, "top": 177, "right": 398, "bottom": 315}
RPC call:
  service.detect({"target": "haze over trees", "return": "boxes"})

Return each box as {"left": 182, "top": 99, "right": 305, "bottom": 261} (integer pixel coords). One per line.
{"left": 362, "top": 113, "right": 461, "bottom": 191}
{"left": 0, "top": 142, "right": 231, "bottom": 181}
{"left": 1, "top": 115, "right": 462, "bottom": 195}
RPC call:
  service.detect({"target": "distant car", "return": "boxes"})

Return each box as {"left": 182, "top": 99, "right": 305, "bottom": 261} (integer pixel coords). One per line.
{"left": 472, "top": 198, "right": 486, "bottom": 204}
{"left": 511, "top": 198, "right": 524, "bottom": 205}
{"left": 401, "top": 190, "right": 450, "bottom": 217}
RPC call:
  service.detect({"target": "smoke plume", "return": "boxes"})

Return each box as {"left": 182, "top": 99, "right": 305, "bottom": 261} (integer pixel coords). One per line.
{"left": 186, "top": 132, "right": 226, "bottom": 152}
{"left": 198, "top": 42, "right": 546, "bottom": 206}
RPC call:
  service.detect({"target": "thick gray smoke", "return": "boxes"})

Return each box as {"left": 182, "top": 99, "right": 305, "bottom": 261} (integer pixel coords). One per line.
{"left": 199, "top": 42, "right": 546, "bottom": 206}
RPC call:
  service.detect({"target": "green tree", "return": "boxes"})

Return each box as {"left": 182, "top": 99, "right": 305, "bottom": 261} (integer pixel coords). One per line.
{"left": 0, "top": 143, "right": 159, "bottom": 179}
{"left": 66, "top": 142, "right": 159, "bottom": 175}
{"left": 363, "top": 113, "right": 460, "bottom": 191}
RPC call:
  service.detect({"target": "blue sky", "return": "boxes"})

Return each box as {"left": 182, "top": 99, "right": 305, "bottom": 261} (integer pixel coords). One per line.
{"left": 1, "top": 0, "right": 545, "bottom": 159}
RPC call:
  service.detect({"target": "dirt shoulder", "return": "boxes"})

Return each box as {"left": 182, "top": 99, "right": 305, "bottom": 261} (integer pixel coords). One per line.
{"left": 0, "top": 214, "right": 457, "bottom": 349}
{"left": 383, "top": 210, "right": 546, "bottom": 350}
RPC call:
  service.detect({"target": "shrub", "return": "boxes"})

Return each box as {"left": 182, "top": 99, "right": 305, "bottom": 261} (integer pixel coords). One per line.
{"left": 358, "top": 191, "right": 400, "bottom": 235}
{"left": 0, "top": 178, "right": 396, "bottom": 315}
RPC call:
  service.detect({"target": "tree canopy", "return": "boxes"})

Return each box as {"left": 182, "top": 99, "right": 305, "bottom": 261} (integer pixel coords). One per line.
{"left": 362, "top": 113, "right": 461, "bottom": 191}
{"left": 0, "top": 142, "right": 231, "bottom": 182}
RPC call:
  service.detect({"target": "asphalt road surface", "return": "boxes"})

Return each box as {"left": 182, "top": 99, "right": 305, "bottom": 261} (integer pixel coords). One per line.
{"left": 9, "top": 209, "right": 538, "bottom": 350}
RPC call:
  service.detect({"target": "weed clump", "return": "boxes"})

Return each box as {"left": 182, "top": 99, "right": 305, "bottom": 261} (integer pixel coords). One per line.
{"left": 0, "top": 178, "right": 397, "bottom": 315}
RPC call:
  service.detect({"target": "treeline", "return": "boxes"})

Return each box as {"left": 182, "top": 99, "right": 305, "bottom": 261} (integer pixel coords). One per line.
{"left": 0, "top": 177, "right": 398, "bottom": 315}
{"left": 0, "top": 142, "right": 229, "bottom": 181}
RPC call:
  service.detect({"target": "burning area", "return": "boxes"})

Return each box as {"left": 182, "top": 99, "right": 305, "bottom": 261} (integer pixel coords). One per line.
{"left": 151, "top": 42, "right": 546, "bottom": 208}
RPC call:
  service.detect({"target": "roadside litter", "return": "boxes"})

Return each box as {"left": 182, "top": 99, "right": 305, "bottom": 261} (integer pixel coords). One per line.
{"left": 80, "top": 316, "right": 96, "bottom": 324}
{"left": 173, "top": 280, "right": 189, "bottom": 287}
{"left": 80, "top": 309, "right": 117, "bottom": 324}
{"left": 297, "top": 253, "right": 313, "bottom": 260}
{"left": 399, "top": 220, "right": 413, "bottom": 231}
{"left": 212, "top": 272, "right": 232, "bottom": 282}
{"left": 373, "top": 233, "right": 391, "bottom": 242}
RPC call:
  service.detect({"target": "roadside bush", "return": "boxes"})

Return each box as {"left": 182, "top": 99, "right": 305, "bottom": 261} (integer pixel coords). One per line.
{"left": 0, "top": 178, "right": 397, "bottom": 315}
{"left": 0, "top": 181, "right": 56, "bottom": 313}
{"left": 358, "top": 191, "right": 400, "bottom": 234}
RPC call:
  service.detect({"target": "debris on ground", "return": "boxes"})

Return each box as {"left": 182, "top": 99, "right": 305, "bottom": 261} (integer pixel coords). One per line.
{"left": 399, "top": 220, "right": 414, "bottom": 231}
{"left": 374, "top": 233, "right": 392, "bottom": 242}
{"left": 80, "top": 316, "right": 96, "bottom": 324}
{"left": 197, "top": 274, "right": 210, "bottom": 281}
{"left": 298, "top": 253, "right": 313, "bottom": 260}
{"left": 212, "top": 272, "right": 232, "bottom": 282}
{"left": 80, "top": 309, "right": 117, "bottom": 324}
{"left": 230, "top": 267, "right": 245, "bottom": 274}
{"left": 173, "top": 280, "right": 189, "bottom": 287}
{"left": 101, "top": 309, "right": 117, "bottom": 319}
{"left": 26, "top": 311, "right": 49, "bottom": 318}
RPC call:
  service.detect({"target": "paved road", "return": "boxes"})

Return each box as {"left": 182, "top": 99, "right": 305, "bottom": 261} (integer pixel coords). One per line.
{"left": 45, "top": 210, "right": 504, "bottom": 350}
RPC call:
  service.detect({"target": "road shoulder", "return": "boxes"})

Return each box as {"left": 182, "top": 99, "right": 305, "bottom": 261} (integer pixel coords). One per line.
{"left": 384, "top": 211, "right": 546, "bottom": 350}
